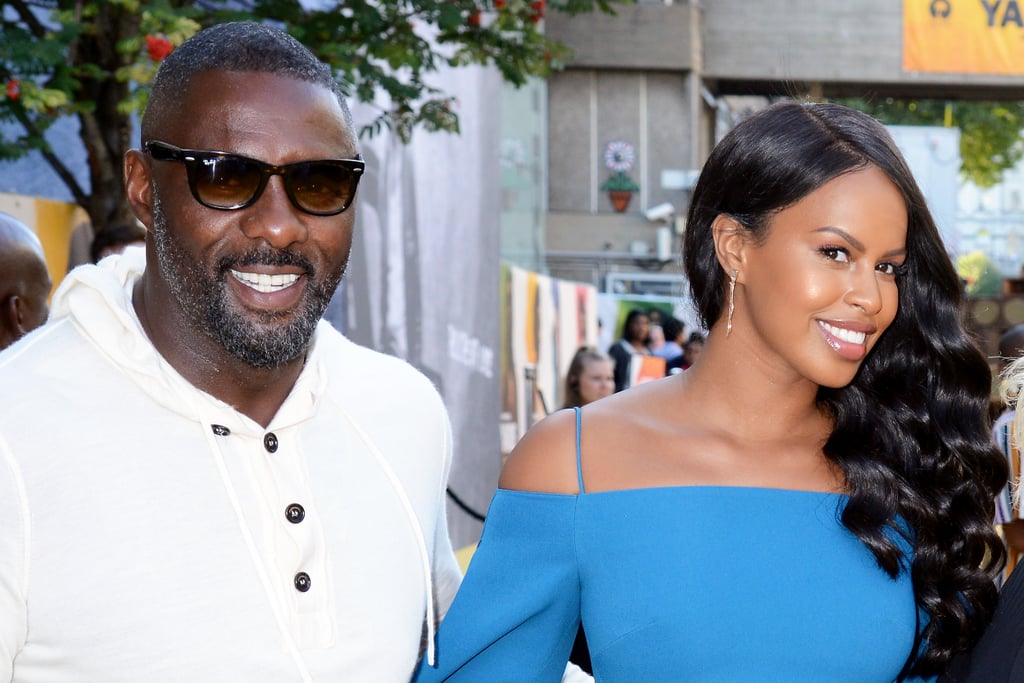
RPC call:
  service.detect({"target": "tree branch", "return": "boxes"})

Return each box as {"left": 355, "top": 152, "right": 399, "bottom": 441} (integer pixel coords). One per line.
{"left": 9, "top": 0, "right": 50, "bottom": 38}
{"left": 11, "top": 106, "right": 89, "bottom": 208}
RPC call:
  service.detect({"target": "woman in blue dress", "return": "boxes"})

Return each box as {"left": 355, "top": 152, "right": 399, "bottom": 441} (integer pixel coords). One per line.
{"left": 417, "top": 102, "right": 1007, "bottom": 682}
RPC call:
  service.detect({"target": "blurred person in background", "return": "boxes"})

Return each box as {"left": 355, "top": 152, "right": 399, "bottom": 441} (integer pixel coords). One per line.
{"left": 941, "top": 352, "right": 1024, "bottom": 682}
{"left": 991, "top": 323, "right": 1024, "bottom": 574}
{"left": 652, "top": 316, "right": 685, "bottom": 365}
{"left": 667, "top": 332, "right": 705, "bottom": 375}
{"left": 0, "top": 212, "right": 51, "bottom": 351}
{"left": 90, "top": 221, "right": 147, "bottom": 263}
{"left": 562, "top": 346, "right": 615, "bottom": 410}
{"left": 607, "top": 308, "right": 651, "bottom": 392}
{"left": 646, "top": 323, "right": 666, "bottom": 357}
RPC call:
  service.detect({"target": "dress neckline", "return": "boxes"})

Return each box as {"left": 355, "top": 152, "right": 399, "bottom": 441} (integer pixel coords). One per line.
{"left": 495, "top": 485, "right": 848, "bottom": 499}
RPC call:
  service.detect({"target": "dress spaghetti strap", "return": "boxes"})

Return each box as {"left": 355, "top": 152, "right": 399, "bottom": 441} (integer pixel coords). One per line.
{"left": 573, "top": 406, "right": 585, "bottom": 494}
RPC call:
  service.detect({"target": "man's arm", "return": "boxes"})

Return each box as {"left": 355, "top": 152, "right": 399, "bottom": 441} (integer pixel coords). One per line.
{"left": 0, "top": 434, "right": 29, "bottom": 681}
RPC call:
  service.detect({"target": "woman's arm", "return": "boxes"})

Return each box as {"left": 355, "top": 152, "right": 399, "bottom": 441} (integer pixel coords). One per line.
{"left": 415, "top": 410, "right": 584, "bottom": 681}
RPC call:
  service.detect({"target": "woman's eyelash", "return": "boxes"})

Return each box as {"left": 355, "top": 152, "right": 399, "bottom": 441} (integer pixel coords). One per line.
{"left": 877, "top": 260, "right": 909, "bottom": 276}
{"left": 819, "top": 245, "right": 907, "bottom": 276}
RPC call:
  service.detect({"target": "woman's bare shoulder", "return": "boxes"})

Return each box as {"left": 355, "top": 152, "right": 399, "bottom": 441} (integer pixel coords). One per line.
{"left": 498, "top": 408, "right": 582, "bottom": 494}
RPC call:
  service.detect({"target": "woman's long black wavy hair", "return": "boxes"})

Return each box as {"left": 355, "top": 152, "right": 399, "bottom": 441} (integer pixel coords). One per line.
{"left": 683, "top": 101, "right": 1007, "bottom": 678}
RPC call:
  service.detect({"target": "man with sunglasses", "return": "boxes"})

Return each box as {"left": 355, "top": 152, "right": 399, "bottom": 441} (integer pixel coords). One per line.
{"left": 0, "top": 22, "right": 460, "bottom": 682}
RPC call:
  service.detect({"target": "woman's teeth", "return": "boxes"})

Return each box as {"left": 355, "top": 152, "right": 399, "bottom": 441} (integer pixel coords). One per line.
{"left": 819, "top": 321, "right": 866, "bottom": 345}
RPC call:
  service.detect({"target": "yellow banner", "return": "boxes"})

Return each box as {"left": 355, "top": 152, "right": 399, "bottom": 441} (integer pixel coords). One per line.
{"left": 904, "top": 0, "right": 1024, "bottom": 75}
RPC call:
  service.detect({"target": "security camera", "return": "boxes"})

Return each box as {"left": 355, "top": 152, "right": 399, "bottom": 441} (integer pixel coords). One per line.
{"left": 644, "top": 202, "right": 675, "bottom": 222}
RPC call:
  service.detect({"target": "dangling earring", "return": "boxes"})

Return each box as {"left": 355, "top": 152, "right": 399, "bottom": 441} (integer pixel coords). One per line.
{"left": 726, "top": 269, "right": 737, "bottom": 337}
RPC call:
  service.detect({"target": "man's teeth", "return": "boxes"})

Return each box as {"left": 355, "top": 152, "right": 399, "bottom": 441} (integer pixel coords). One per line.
{"left": 230, "top": 270, "right": 300, "bottom": 293}
{"left": 819, "top": 321, "right": 866, "bottom": 345}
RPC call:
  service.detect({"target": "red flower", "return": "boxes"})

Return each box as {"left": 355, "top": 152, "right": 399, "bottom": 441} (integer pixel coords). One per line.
{"left": 145, "top": 35, "right": 174, "bottom": 62}
{"left": 5, "top": 79, "right": 20, "bottom": 101}
{"left": 494, "top": 0, "right": 505, "bottom": 8}
{"left": 467, "top": 9, "right": 482, "bottom": 26}
{"left": 528, "top": 0, "right": 545, "bottom": 23}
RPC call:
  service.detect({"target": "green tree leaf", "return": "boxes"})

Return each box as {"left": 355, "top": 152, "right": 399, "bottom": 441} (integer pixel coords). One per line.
{"left": 957, "top": 250, "right": 1004, "bottom": 297}
{"left": 0, "top": 0, "right": 627, "bottom": 231}
{"left": 836, "top": 97, "right": 1024, "bottom": 189}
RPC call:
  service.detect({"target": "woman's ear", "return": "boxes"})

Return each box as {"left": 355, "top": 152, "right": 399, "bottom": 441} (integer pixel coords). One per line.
{"left": 711, "top": 214, "right": 748, "bottom": 278}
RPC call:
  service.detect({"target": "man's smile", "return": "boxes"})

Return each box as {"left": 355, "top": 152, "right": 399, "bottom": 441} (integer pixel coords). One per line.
{"left": 230, "top": 269, "right": 301, "bottom": 293}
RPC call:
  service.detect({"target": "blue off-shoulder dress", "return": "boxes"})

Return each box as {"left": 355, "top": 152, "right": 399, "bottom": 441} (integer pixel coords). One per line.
{"left": 417, "top": 409, "right": 922, "bottom": 682}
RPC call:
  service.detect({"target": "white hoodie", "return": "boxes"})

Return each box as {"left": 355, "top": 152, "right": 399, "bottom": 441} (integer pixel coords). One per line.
{"left": 0, "top": 248, "right": 460, "bottom": 682}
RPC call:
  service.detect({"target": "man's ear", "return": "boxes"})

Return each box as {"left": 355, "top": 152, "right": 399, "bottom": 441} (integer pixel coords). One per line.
{"left": 124, "top": 149, "right": 154, "bottom": 229}
{"left": 0, "top": 294, "right": 23, "bottom": 347}
{"left": 711, "top": 214, "right": 748, "bottom": 278}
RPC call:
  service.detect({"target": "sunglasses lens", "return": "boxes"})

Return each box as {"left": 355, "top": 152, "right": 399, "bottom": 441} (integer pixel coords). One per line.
{"left": 151, "top": 140, "right": 363, "bottom": 215}
{"left": 193, "top": 156, "right": 263, "bottom": 209}
{"left": 287, "top": 163, "right": 358, "bottom": 215}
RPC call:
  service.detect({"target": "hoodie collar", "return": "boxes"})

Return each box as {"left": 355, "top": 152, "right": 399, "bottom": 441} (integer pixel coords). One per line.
{"left": 51, "top": 247, "right": 328, "bottom": 433}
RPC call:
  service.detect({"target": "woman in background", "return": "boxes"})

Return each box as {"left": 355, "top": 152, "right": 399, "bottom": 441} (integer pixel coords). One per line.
{"left": 607, "top": 308, "right": 651, "bottom": 392}
{"left": 562, "top": 346, "right": 615, "bottom": 410}
{"left": 940, "top": 353, "right": 1024, "bottom": 682}
{"left": 418, "top": 102, "right": 1006, "bottom": 681}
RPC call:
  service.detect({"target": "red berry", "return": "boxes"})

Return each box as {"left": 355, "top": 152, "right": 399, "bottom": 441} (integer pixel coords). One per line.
{"left": 145, "top": 35, "right": 174, "bottom": 62}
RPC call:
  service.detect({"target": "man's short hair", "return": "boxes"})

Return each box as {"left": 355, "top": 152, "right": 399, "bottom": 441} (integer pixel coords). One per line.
{"left": 142, "top": 21, "right": 352, "bottom": 140}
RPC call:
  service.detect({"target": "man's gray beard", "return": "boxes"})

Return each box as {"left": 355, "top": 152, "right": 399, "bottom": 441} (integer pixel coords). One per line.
{"left": 149, "top": 192, "right": 341, "bottom": 368}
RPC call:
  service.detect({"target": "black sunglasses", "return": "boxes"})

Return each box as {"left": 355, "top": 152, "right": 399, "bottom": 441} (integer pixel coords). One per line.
{"left": 145, "top": 140, "right": 365, "bottom": 216}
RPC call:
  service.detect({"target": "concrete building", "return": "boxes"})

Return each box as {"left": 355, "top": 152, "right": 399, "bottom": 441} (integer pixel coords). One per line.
{"left": 539, "top": 0, "right": 1024, "bottom": 289}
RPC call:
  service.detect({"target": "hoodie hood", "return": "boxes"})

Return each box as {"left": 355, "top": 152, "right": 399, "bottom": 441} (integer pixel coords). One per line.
{"left": 50, "top": 246, "right": 326, "bottom": 432}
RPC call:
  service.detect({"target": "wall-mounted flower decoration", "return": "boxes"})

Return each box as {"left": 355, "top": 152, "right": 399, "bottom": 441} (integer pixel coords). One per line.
{"left": 603, "top": 140, "right": 636, "bottom": 173}
{"left": 600, "top": 140, "right": 639, "bottom": 211}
